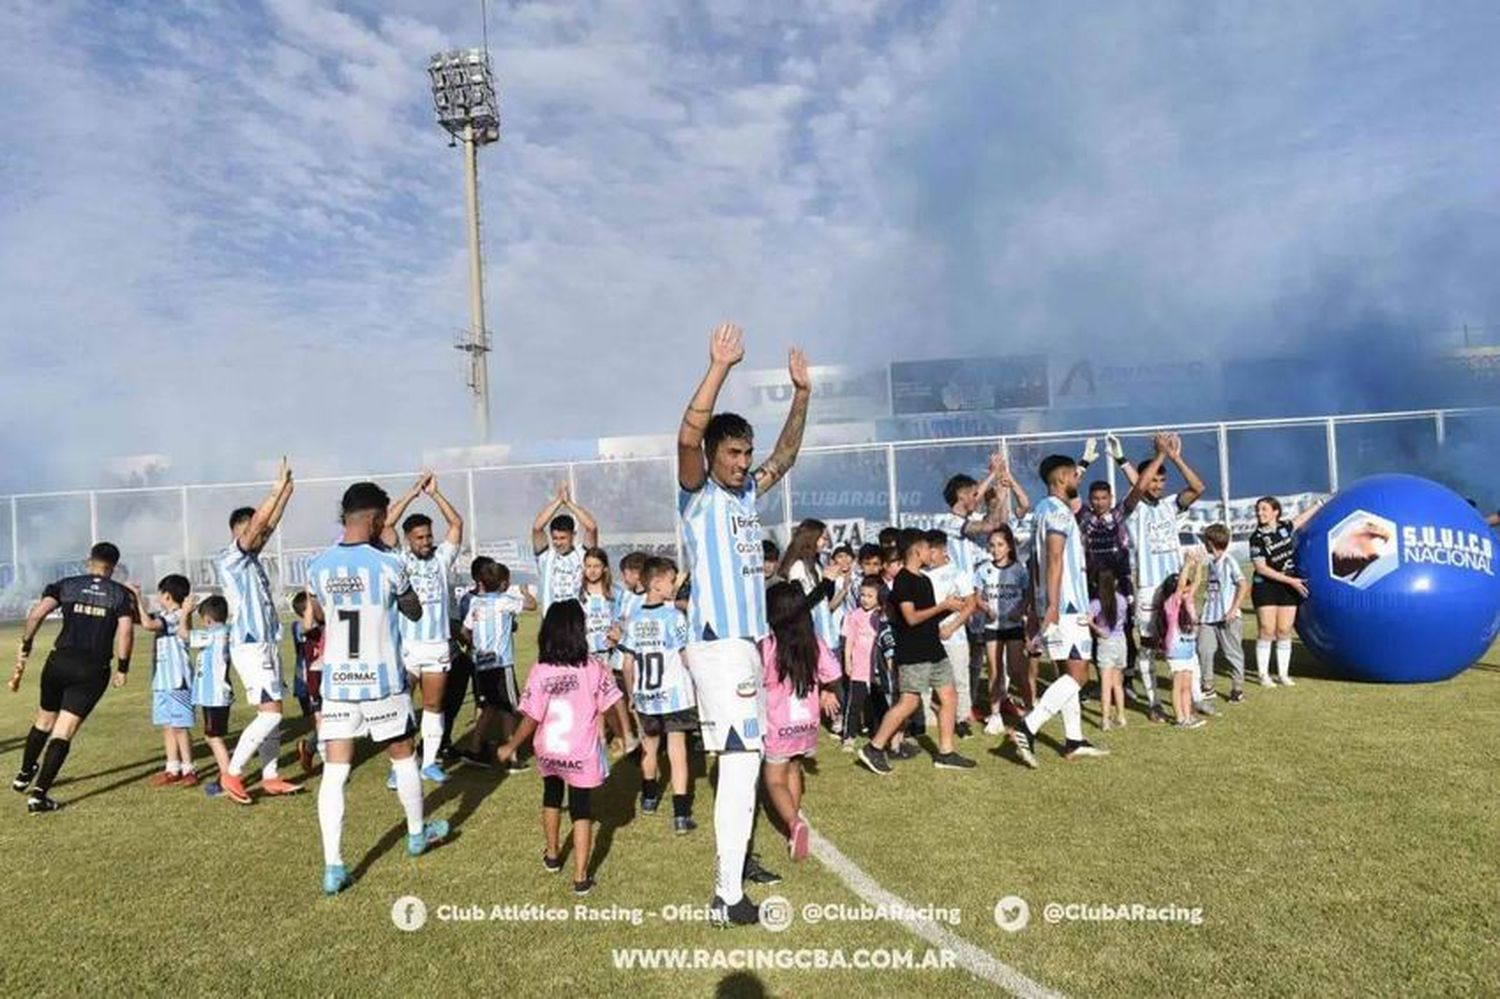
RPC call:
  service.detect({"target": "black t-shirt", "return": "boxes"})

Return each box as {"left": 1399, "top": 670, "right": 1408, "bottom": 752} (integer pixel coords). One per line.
{"left": 42, "top": 574, "right": 136, "bottom": 665}
{"left": 889, "top": 568, "right": 944, "bottom": 665}
{"left": 1249, "top": 520, "right": 1298, "bottom": 579}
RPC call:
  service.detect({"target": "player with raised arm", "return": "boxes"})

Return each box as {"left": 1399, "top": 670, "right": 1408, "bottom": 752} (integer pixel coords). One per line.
{"left": 938, "top": 452, "right": 1008, "bottom": 579}
{"left": 304, "top": 483, "right": 448, "bottom": 896}
{"left": 9, "top": 543, "right": 137, "bottom": 812}
{"left": 215, "top": 458, "right": 300, "bottom": 803}
{"left": 381, "top": 471, "right": 465, "bottom": 784}
{"left": 531, "top": 483, "right": 600, "bottom": 615}
{"left": 677, "top": 322, "right": 811, "bottom": 927}
{"left": 1006, "top": 456, "right": 1110, "bottom": 767}
{"left": 1124, "top": 433, "right": 1206, "bottom": 722}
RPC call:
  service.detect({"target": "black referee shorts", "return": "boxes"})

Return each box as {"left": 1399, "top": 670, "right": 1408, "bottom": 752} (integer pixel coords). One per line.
{"left": 38, "top": 650, "right": 111, "bottom": 720}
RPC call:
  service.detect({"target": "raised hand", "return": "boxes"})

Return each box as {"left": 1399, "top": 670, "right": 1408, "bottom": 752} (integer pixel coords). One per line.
{"left": 1153, "top": 432, "right": 1171, "bottom": 455}
{"left": 988, "top": 450, "right": 1007, "bottom": 475}
{"left": 422, "top": 471, "right": 439, "bottom": 495}
{"left": 1106, "top": 433, "right": 1124, "bottom": 461}
{"left": 788, "top": 347, "right": 811, "bottom": 392}
{"left": 709, "top": 323, "right": 745, "bottom": 368}
{"left": 1165, "top": 433, "right": 1184, "bottom": 458}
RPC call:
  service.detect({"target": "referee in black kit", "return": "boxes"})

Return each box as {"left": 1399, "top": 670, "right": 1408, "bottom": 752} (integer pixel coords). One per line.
{"left": 9, "top": 543, "right": 138, "bottom": 813}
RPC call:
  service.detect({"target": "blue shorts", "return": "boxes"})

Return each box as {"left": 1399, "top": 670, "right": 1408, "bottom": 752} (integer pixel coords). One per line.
{"left": 152, "top": 688, "right": 195, "bottom": 728}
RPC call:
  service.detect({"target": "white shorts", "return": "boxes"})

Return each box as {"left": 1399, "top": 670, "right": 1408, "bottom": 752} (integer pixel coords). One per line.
{"left": 684, "top": 639, "right": 765, "bottom": 754}
{"left": 320, "top": 694, "right": 416, "bottom": 743}
{"left": 1096, "top": 635, "right": 1128, "bottom": 670}
{"left": 1168, "top": 657, "right": 1199, "bottom": 674}
{"left": 230, "top": 642, "right": 284, "bottom": 704}
{"left": 1041, "top": 617, "right": 1091, "bottom": 664}
{"left": 402, "top": 640, "right": 451, "bottom": 675}
{"left": 1136, "top": 586, "right": 1162, "bottom": 639}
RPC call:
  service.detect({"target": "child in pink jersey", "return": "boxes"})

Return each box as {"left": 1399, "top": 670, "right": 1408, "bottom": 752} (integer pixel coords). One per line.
{"left": 761, "top": 582, "right": 842, "bottom": 863}
{"left": 499, "top": 602, "right": 629, "bottom": 896}
{"left": 839, "top": 577, "right": 882, "bottom": 750}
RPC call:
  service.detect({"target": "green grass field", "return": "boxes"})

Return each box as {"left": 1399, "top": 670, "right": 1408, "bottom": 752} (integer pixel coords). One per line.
{"left": 1, "top": 618, "right": 1497, "bottom": 998}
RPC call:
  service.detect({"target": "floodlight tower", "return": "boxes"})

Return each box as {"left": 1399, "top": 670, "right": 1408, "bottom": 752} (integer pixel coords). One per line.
{"left": 428, "top": 48, "right": 500, "bottom": 443}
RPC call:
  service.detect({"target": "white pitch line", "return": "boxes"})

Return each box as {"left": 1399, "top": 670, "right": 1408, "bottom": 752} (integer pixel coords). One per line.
{"left": 808, "top": 826, "right": 1065, "bottom": 999}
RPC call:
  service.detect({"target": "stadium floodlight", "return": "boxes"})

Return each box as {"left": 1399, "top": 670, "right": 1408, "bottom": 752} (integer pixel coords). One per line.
{"left": 428, "top": 47, "right": 501, "bottom": 442}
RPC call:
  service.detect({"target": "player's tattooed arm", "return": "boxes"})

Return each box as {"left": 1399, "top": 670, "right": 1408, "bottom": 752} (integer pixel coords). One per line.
{"left": 754, "top": 347, "right": 811, "bottom": 493}
{"left": 679, "top": 323, "right": 744, "bottom": 492}
{"left": 396, "top": 586, "right": 423, "bottom": 622}
{"left": 245, "top": 458, "right": 294, "bottom": 552}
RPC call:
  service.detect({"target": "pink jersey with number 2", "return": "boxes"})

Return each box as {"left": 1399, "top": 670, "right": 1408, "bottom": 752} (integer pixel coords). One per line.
{"left": 761, "top": 635, "right": 841, "bottom": 760}
{"left": 520, "top": 657, "right": 622, "bottom": 788}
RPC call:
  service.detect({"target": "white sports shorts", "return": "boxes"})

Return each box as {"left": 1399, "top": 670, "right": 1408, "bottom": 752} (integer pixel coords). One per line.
{"left": 229, "top": 642, "right": 284, "bottom": 705}
{"left": 1042, "top": 617, "right": 1091, "bottom": 664}
{"left": 320, "top": 694, "right": 416, "bottom": 743}
{"left": 402, "top": 640, "right": 451, "bottom": 675}
{"left": 684, "top": 638, "right": 766, "bottom": 754}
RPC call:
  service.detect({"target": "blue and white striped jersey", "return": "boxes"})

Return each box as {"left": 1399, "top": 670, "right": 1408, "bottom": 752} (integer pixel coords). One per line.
{"left": 788, "top": 561, "right": 838, "bottom": 650}
{"left": 189, "top": 625, "right": 234, "bottom": 708}
{"left": 214, "top": 543, "right": 281, "bottom": 646}
{"left": 306, "top": 543, "right": 411, "bottom": 702}
{"left": 463, "top": 589, "right": 526, "bottom": 670}
{"left": 399, "top": 541, "right": 459, "bottom": 645}
{"left": 612, "top": 583, "right": 646, "bottom": 627}
{"left": 536, "top": 546, "right": 585, "bottom": 614}
{"left": 619, "top": 603, "right": 695, "bottom": 714}
{"left": 679, "top": 478, "right": 767, "bottom": 642}
{"left": 582, "top": 588, "right": 615, "bottom": 655}
{"left": 1127, "top": 494, "right": 1186, "bottom": 591}
{"left": 1032, "top": 496, "right": 1089, "bottom": 618}
{"left": 936, "top": 511, "right": 990, "bottom": 578}
{"left": 1201, "top": 553, "right": 1244, "bottom": 624}
{"left": 150, "top": 610, "right": 191, "bottom": 691}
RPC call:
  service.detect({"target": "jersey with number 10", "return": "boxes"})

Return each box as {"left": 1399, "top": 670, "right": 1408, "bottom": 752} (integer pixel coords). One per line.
{"left": 679, "top": 477, "right": 766, "bottom": 642}
{"left": 306, "top": 543, "right": 411, "bottom": 702}
{"left": 400, "top": 541, "right": 459, "bottom": 645}
{"left": 619, "top": 603, "right": 695, "bottom": 714}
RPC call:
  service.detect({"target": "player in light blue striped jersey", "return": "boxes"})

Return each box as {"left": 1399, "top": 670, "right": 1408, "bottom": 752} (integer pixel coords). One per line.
{"left": 460, "top": 559, "right": 535, "bottom": 769}
{"left": 213, "top": 457, "right": 298, "bottom": 803}
{"left": 677, "top": 322, "right": 812, "bottom": 926}
{"left": 132, "top": 574, "right": 197, "bottom": 787}
{"left": 531, "top": 482, "right": 600, "bottom": 614}
{"left": 303, "top": 482, "right": 446, "bottom": 897}
{"left": 381, "top": 471, "right": 465, "bottom": 784}
{"left": 1006, "top": 455, "right": 1109, "bottom": 768}
{"left": 1124, "top": 432, "right": 1207, "bottom": 720}
{"left": 183, "top": 595, "right": 233, "bottom": 796}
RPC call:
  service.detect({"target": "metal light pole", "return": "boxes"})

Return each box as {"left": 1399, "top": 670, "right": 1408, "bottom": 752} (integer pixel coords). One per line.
{"left": 429, "top": 48, "right": 500, "bottom": 443}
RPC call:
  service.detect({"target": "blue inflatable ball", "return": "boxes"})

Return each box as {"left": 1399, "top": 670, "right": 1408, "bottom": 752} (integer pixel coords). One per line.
{"left": 1294, "top": 474, "right": 1500, "bottom": 682}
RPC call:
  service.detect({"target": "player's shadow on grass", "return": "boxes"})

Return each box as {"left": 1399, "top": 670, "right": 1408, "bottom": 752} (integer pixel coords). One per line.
{"left": 715, "top": 972, "right": 769, "bottom": 998}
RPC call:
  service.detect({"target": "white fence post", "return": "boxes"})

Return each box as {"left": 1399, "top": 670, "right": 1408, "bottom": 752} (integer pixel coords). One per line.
{"left": 567, "top": 463, "right": 578, "bottom": 504}
{"left": 1217, "top": 423, "right": 1232, "bottom": 525}
{"left": 884, "top": 444, "right": 899, "bottom": 527}
{"left": 9, "top": 495, "right": 17, "bottom": 585}
{"left": 1435, "top": 410, "right": 1446, "bottom": 447}
{"left": 781, "top": 472, "right": 794, "bottom": 541}
{"left": 668, "top": 459, "right": 684, "bottom": 565}
{"left": 1325, "top": 418, "right": 1340, "bottom": 494}
{"left": 180, "top": 486, "right": 191, "bottom": 572}
{"left": 465, "top": 468, "right": 479, "bottom": 558}
{"left": 88, "top": 491, "right": 99, "bottom": 545}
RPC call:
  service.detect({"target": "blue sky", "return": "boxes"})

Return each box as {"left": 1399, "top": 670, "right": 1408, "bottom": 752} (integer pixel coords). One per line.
{"left": 3, "top": 0, "right": 1499, "bottom": 490}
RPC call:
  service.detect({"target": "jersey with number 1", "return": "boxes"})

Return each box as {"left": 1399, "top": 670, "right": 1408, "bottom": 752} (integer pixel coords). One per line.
{"left": 306, "top": 543, "right": 411, "bottom": 702}
{"left": 520, "top": 658, "right": 622, "bottom": 788}
{"left": 399, "top": 541, "right": 459, "bottom": 645}
{"left": 619, "top": 603, "right": 695, "bottom": 714}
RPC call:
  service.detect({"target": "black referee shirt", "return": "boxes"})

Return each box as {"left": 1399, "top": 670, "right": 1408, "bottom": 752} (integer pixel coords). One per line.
{"left": 42, "top": 575, "right": 136, "bottom": 664}
{"left": 1249, "top": 520, "right": 1298, "bottom": 579}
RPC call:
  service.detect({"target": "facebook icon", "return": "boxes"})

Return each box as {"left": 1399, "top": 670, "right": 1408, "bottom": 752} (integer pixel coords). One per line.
{"left": 391, "top": 895, "right": 428, "bottom": 932}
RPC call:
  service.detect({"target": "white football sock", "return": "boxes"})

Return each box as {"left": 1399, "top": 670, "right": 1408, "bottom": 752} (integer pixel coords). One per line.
{"left": 713, "top": 750, "right": 760, "bottom": 906}
{"left": 1022, "top": 674, "right": 1079, "bottom": 736}
{"left": 1139, "top": 650, "right": 1158, "bottom": 706}
{"left": 1255, "top": 640, "right": 1272, "bottom": 679}
{"left": 1276, "top": 639, "right": 1293, "bottom": 680}
{"left": 421, "top": 710, "right": 444, "bottom": 770}
{"left": 166, "top": 759, "right": 182, "bottom": 776}
{"left": 1060, "top": 683, "right": 1084, "bottom": 741}
{"left": 318, "top": 762, "right": 350, "bottom": 866}
{"left": 392, "top": 755, "right": 424, "bottom": 835}
{"left": 259, "top": 722, "right": 281, "bottom": 778}
{"left": 228, "top": 712, "right": 280, "bottom": 777}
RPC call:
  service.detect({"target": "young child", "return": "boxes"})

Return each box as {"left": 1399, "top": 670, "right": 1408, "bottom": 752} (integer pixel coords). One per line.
{"left": 857, "top": 543, "right": 884, "bottom": 582}
{"left": 761, "top": 582, "right": 842, "bottom": 861}
{"left": 1158, "top": 551, "right": 1206, "bottom": 729}
{"left": 839, "top": 577, "right": 882, "bottom": 750}
{"left": 1090, "top": 569, "right": 1129, "bottom": 730}
{"left": 531, "top": 483, "right": 599, "bottom": 614}
{"left": 132, "top": 576, "right": 196, "bottom": 787}
{"left": 582, "top": 548, "right": 635, "bottom": 754}
{"left": 462, "top": 561, "right": 536, "bottom": 769}
{"left": 1198, "top": 524, "right": 1251, "bottom": 703}
{"left": 762, "top": 539, "right": 782, "bottom": 583}
{"left": 498, "top": 601, "right": 630, "bottom": 896}
{"left": 291, "top": 591, "right": 325, "bottom": 773}
{"left": 977, "top": 526, "right": 1030, "bottom": 734}
{"left": 183, "top": 595, "right": 233, "bottom": 795}
{"left": 618, "top": 557, "right": 698, "bottom": 833}
{"left": 924, "top": 529, "right": 978, "bottom": 737}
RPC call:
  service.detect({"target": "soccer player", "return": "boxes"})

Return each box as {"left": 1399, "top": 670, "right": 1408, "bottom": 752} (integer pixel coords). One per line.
{"left": 215, "top": 458, "right": 300, "bottom": 803}
{"left": 9, "top": 543, "right": 136, "bottom": 813}
{"left": 130, "top": 575, "right": 197, "bottom": 787}
{"left": 461, "top": 560, "right": 535, "bottom": 767}
{"left": 676, "top": 322, "right": 811, "bottom": 927}
{"left": 183, "top": 595, "right": 235, "bottom": 795}
{"left": 855, "top": 529, "right": 974, "bottom": 775}
{"left": 1006, "top": 456, "right": 1110, "bottom": 767}
{"left": 382, "top": 471, "right": 465, "bottom": 783}
{"left": 1124, "top": 433, "right": 1206, "bottom": 722}
{"left": 531, "top": 483, "right": 600, "bottom": 614}
{"left": 937, "top": 453, "right": 1008, "bottom": 580}
{"left": 303, "top": 482, "right": 448, "bottom": 896}
{"left": 619, "top": 557, "right": 698, "bottom": 833}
